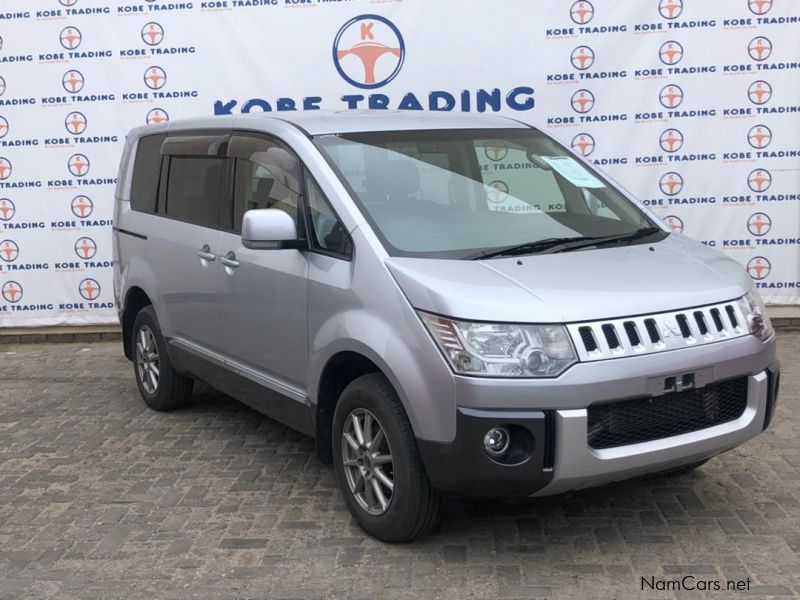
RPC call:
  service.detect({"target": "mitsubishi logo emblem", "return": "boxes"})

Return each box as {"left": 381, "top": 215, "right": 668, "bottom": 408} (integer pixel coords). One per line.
{"left": 661, "top": 321, "right": 680, "bottom": 338}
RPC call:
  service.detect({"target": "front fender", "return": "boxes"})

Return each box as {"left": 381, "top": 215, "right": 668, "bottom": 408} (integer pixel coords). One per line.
{"left": 309, "top": 309, "right": 457, "bottom": 443}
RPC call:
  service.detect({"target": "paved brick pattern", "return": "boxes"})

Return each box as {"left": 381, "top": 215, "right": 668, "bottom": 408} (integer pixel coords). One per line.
{"left": 0, "top": 336, "right": 798, "bottom": 599}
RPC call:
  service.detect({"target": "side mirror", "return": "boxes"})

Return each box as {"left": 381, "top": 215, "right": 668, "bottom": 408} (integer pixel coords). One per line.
{"left": 242, "top": 209, "right": 301, "bottom": 250}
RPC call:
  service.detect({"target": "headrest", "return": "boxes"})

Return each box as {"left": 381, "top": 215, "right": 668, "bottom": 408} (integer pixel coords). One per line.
{"left": 256, "top": 176, "right": 272, "bottom": 198}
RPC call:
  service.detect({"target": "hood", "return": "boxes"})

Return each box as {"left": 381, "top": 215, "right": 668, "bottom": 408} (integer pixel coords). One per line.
{"left": 386, "top": 235, "right": 752, "bottom": 323}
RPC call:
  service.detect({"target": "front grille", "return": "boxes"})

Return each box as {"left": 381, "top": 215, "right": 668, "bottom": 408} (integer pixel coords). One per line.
{"left": 587, "top": 377, "right": 748, "bottom": 449}
{"left": 566, "top": 299, "right": 748, "bottom": 362}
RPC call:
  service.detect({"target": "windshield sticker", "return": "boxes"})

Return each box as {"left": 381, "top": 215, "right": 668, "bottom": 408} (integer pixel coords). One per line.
{"left": 541, "top": 156, "right": 605, "bottom": 188}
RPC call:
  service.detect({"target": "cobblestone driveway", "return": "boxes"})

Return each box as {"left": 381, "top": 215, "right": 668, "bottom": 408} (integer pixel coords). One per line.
{"left": 0, "top": 335, "right": 798, "bottom": 599}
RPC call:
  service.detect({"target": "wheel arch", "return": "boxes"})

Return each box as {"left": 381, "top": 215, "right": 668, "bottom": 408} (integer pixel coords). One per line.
{"left": 122, "top": 286, "right": 152, "bottom": 360}
{"left": 309, "top": 309, "right": 457, "bottom": 461}
{"left": 314, "top": 349, "right": 385, "bottom": 465}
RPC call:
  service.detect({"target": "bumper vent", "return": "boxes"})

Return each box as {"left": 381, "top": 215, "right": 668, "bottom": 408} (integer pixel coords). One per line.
{"left": 763, "top": 369, "right": 780, "bottom": 431}
{"left": 567, "top": 300, "right": 748, "bottom": 362}
{"left": 587, "top": 377, "right": 748, "bottom": 449}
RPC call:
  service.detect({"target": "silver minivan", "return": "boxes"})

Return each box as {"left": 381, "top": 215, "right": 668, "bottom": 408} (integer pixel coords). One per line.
{"left": 114, "top": 111, "right": 779, "bottom": 542}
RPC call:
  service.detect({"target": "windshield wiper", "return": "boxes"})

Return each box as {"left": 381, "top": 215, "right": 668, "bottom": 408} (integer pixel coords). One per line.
{"left": 471, "top": 236, "right": 606, "bottom": 260}
{"left": 595, "top": 226, "right": 664, "bottom": 244}
{"left": 625, "top": 225, "right": 664, "bottom": 240}
{"left": 548, "top": 226, "right": 665, "bottom": 254}
{"left": 470, "top": 227, "right": 665, "bottom": 260}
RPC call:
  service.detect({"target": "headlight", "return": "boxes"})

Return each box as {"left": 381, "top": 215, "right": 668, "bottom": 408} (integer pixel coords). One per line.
{"left": 737, "top": 290, "right": 773, "bottom": 341}
{"left": 418, "top": 312, "right": 577, "bottom": 377}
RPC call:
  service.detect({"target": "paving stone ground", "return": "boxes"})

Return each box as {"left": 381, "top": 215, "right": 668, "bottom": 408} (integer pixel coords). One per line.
{"left": 0, "top": 335, "right": 798, "bottom": 599}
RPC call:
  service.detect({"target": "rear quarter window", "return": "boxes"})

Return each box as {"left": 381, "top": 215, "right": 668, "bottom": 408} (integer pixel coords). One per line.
{"left": 130, "top": 133, "right": 167, "bottom": 214}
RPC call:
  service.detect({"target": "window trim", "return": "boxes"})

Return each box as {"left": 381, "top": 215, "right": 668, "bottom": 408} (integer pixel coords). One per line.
{"left": 301, "top": 167, "right": 354, "bottom": 262}
{"left": 161, "top": 133, "right": 229, "bottom": 157}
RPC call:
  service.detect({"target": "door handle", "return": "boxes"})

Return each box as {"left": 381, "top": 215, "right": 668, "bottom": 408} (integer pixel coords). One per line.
{"left": 197, "top": 245, "right": 216, "bottom": 262}
{"left": 219, "top": 251, "right": 240, "bottom": 270}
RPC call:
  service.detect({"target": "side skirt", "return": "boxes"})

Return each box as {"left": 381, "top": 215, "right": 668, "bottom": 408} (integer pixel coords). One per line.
{"left": 167, "top": 339, "right": 315, "bottom": 438}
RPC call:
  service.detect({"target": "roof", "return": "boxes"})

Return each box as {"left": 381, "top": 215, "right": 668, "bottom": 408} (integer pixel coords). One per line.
{"left": 264, "top": 110, "right": 529, "bottom": 135}
{"left": 129, "top": 110, "right": 530, "bottom": 140}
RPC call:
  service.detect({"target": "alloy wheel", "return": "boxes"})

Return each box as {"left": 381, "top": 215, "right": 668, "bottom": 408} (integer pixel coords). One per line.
{"left": 341, "top": 408, "right": 395, "bottom": 515}
{"left": 135, "top": 325, "right": 160, "bottom": 394}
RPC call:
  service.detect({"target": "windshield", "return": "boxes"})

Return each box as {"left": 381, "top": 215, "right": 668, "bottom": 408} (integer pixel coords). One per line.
{"left": 315, "top": 128, "right": 662, "bottom": 259}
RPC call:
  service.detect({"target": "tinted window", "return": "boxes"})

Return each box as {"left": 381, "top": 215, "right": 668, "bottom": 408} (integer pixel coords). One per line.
{"left": 130, "top": 133, "right": 166, "bottom": 214}
{"left": 165, "top": 156, "right": 226, "bottom": 228}
{"left": 230, "top": 135, "right": 301, "bottom": 234}
{"left": 305, "top": 174, "right": 351, "bottom": 258}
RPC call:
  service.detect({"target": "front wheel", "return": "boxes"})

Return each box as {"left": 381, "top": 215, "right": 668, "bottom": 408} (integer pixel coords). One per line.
{"left": 332, "top": 373, "right": 444, "bottom": 542}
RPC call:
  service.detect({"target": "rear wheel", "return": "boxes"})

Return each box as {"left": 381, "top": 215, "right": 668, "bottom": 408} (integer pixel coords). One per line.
{"left": 132, "top": 305, "right": 193, "bottom": 411}
{"left": 332, "top": 373, "right": 444, "bottom": 542}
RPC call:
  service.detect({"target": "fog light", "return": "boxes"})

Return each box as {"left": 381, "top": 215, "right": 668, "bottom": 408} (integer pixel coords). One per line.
{"left": 483, "top": 427, "right": 510, "bottom": 458}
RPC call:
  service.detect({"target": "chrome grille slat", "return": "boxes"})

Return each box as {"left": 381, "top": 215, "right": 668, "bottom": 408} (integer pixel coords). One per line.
{"left": 725, "top": 304, "right": 741, "bottom": 331}
{"left": 567, "top": 300, "right": 749, "bottom": 362}
{"left": 592, "top": 324, "right": 613, "bottom": 356}
{"left": 700, "top": 308, "right": 718, "bottom": 340}
{"left": 675, "top": 313, "right": 693, "bottom": 341}
{"left": 710, "top": 308, "right": 725, "bottom": 332}
{"left": 616, "top": 323, "right": 635, "bottom": 353}
{"left": 578, "top": 326, "right": 597, "bottom": 352}
{"left": 728, "top": 303, "right": 746, "bottom": 333}
{"left": 693, "top": 310, "right": 709, "bottom": 337}
{"left": 622, "top": 321, "right": 642, "bottom": 349}
{"left": 601, "top": 323, "right": 621, "bottom": 351}
{"left": 635, "top": 317, "right": 657, "bottom": 352}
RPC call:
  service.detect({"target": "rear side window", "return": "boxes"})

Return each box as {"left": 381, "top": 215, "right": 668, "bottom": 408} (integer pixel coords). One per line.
{"left": 130, "top": 134, "right": 166, "bottom": 214}
{"left": 165, "top": 156, "right": 226, "bottom": 228}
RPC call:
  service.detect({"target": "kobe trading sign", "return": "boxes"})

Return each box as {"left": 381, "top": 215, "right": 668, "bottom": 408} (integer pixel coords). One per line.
{"left": 214, "top": 14, "right": 536, "bottom": 115}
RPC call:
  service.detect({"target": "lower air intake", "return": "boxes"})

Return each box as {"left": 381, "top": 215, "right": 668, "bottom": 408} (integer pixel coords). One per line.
{"left": 587, "top": 377, "right": 748, "bottom": 449}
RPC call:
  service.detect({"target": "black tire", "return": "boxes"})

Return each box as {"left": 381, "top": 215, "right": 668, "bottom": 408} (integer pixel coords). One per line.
{"left": 332, "top": 373, "right": 444, "bottom": 543}
{"left": 131, "top": 305, "right": 193, "bottom": 411}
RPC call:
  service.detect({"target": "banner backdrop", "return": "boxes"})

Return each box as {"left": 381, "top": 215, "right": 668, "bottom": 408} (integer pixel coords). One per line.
{"left": 0, "top": 0, "right": 798, "bottom": 327}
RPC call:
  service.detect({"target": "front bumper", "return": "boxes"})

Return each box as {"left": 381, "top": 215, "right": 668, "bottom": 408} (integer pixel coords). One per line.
{"left": 535, "top": 368, "right": 777, "bottom": 496}
{"left": 418, "top": 335, "right": 779, "bottom": 497}
{"left": 418, "top": 407, "right": 554, "bottom": 496}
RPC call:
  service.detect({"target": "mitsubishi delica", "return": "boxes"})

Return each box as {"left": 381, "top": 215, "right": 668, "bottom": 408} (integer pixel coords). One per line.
{"left": 113, "top": 111, "right": 779, "bottom": 542}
